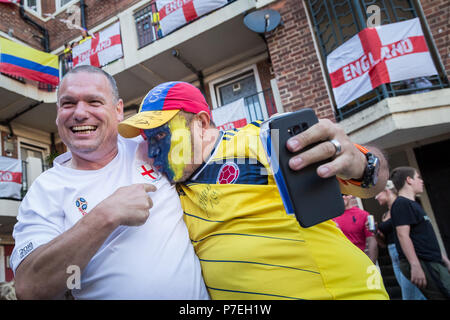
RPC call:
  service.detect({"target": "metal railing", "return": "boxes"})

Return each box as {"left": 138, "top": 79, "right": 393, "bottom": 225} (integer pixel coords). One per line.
{"left": 243, "top": 88, "right": 277, "bottom": 122}
{"left": 307, "top": 0, "right": 449, "bottom": 122}
{"left": 212, "top": 88, "right": 276, "bottom": 125}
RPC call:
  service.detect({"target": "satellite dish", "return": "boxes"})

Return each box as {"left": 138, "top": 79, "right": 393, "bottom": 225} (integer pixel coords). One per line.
{"left": 243, "top": 9, "right": 281, "bottom": 33}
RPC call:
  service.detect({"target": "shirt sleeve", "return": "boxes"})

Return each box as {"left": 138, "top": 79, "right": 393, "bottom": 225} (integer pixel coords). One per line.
{"left": 10, "top": 178, "right": 65, "bottom": 274}
{"left": 391, "top": 198, "right": 421, "bottom": 228}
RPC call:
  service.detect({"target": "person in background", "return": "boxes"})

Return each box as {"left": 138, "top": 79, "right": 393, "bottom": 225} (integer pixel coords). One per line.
{"left": 390, "top": 166, "right": 450, "bottom": 300}
{"left": 375, "top": 180, "right": 426, "bottom": 300}
{"left": 79, "top": 28, "right": 92, "bottom": 45}
{"left": 63, "top": 42, "right": 73, "bottom": 72}
{"left": 333, "top": 194, "right": 378, "bottom": 263}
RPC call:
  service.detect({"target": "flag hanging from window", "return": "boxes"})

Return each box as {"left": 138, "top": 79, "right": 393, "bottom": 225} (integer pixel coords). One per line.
{"left": 156, "top": 0, "right": 228, "bottom": 36}
{"left": 211, "top": 98, "right": 248, "bottom": 131}
{"left": 327, "top": 18, "right": 438, "bottom": 109}
{"left": 72, "top": 22, "right": 123, "bottom": 68}
{"left": 0, "top": 156, "right": 22, "bottom": 200}
{"left": 0, "top": 37, "right": 59, "bottom": 85}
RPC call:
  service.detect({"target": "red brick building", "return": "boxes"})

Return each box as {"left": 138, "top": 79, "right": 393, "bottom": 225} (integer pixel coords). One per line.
{"left": 1, "top": 1, "right": 449, "bottom": 298}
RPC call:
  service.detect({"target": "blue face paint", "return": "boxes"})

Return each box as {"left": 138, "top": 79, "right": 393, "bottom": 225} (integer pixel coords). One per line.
{"left": 143, "top": 125, "right": 175, "bottom": 181}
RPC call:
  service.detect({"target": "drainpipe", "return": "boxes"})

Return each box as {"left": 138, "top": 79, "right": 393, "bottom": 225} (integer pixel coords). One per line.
{"left": 19, "top": 0, "right": 50, "bottom": 52}
{"left": 80, "top": 0, "right": 87, "bottom": 30}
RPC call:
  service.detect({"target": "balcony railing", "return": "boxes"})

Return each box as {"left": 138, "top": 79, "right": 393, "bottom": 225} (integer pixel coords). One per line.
{"left": 335, "top": 75, "right": 449, "bottom": 121}
{"left": 243, "top": 88, "right": 277, "bottom": 122}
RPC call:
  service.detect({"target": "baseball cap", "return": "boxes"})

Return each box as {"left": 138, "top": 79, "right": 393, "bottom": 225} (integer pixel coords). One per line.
{"left": 118, "top": 81, "right": 211, "bottom": 138}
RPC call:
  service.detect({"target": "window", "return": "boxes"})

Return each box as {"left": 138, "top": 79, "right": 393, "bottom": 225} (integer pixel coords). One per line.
{"left": 210, "top": 67, "right": 272, "bottom": 123}
{"left": 19, "top": 141, "right": 49, "bottom": 194}
{"left": 56, "top": 0, "right": 75, "bottom": 11}
{"left": 306, "top": 0, "right": 448, "bottom": 120}
{"left": 134, "top": 2, "right": 160, "bottom": 49}
{"left": 24, "top": 0, "right": 41, "bottom": 15}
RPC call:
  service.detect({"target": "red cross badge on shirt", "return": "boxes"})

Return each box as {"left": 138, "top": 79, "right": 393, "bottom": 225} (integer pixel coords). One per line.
{"left": 140, "top": 164, "right": 157, "bottom": 180}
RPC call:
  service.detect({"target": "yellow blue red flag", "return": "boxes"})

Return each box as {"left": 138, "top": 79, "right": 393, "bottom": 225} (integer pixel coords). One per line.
{"left": 0, "top": 37, "right": 59, "bottom": 85}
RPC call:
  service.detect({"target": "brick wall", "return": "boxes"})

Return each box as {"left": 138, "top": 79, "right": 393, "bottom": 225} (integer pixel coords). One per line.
{"left": 0, "top": 0, "right": 141, "bottom": 52}
{"left": 266, "top": 0, "right": 334, "bottom": 120}
{"left": 0, "top": 3, "right": 44, "bottom": 50}
{"left": 420, "top": 0, "right": 450, "bottom": 79}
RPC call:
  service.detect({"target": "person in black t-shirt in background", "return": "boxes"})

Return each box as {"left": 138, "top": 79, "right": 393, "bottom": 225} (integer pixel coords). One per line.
{"left": 390, "top": 166, "right": 450, "bottom": 299}
{"left": 375, "top": 180, "right": 426, "bottom": 300}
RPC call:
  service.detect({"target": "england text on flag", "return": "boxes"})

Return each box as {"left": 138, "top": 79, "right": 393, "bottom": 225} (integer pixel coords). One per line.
{"left": 327, "top": 18, "right": 438, "bottom": 108}
{"left": 72, "top": 22, "right": 123, "bottom": 68}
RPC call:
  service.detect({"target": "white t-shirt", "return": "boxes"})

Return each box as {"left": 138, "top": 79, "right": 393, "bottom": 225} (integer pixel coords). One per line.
{"left": 11, "top": 136, "right": 209, "bottom": 300}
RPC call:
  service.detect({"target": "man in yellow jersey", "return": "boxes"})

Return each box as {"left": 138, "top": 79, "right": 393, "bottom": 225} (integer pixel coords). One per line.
{"left": 118, "top": 81, "right": 389, "bottom": 300}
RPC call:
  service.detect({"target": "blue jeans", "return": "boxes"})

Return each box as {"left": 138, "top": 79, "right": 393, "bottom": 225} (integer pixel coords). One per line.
{"left": 388, "top": 243, "right": 427, "bottom": 300}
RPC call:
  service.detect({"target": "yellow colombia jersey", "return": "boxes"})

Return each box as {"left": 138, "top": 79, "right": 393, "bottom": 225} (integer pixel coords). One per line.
{"left": 178, "top": 121, "right": 388, "bottom": 300}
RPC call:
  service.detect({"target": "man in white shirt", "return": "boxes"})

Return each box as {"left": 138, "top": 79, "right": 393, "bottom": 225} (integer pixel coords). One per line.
{"left": 11, "top": 65, "right": 208, "bottom": 300}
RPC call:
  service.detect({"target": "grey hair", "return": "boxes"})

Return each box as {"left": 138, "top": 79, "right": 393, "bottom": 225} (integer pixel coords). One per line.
{"left": 57, "top": 65, "right": 120, "bottom": 104}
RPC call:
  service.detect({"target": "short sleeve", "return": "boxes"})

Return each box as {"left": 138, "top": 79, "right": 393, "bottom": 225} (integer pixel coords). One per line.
{"left": 391, "top": 198, "right": 421, "bottom": 228}
{"left": 10, "top": 179, "right": 65, "bottom": 274}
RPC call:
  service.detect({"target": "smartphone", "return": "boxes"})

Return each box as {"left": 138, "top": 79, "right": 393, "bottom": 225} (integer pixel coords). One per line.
{"left": 260, "top": 108, "right": 344, "bottom": 227}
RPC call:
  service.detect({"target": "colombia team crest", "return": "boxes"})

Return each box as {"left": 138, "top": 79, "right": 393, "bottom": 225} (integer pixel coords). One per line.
{"left": 217, "top": 162, "right": 240, "bottom": 184}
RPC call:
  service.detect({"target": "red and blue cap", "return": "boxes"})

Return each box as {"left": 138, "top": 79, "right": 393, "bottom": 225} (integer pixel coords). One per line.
{"left": 118, "top": 81, "right": 211, "bottom": 138}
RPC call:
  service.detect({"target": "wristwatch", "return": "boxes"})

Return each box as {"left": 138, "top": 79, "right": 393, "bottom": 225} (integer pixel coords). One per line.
{"left": 343, "top": 144, "right": 380, "bottom": 188}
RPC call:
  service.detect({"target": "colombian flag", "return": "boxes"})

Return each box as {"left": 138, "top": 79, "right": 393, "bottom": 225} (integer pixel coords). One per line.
{"left": 0, "top": 37, "right": 59, "bottom": 85}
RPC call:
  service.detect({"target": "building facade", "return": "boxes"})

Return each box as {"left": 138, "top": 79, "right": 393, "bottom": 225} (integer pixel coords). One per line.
{"left": 0, "top": 0, "right": 449, "bottom": 285}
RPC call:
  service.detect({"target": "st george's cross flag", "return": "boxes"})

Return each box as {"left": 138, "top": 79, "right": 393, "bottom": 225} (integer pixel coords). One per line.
{"left": 0, "top": 156, "right": 22, "bottom": 200}
{"left": 211, "top": 98, "right": 248, "bottom": 131}
{"left": 156, "top": 0, "right": 228, "bottom": 36}
{"left": 327, "top": 18, "right": 438, "bottom": 108}
{"left": 72, "top": 22, "right": 123, "bottom": 68}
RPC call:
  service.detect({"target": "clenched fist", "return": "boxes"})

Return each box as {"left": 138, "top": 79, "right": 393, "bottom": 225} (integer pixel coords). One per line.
{"left": 94, "top": 183, "right": 157, "bottom": 227}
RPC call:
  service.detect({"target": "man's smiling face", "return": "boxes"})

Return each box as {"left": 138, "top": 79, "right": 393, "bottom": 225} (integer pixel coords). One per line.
{"left": 56, "top": 71, "right": 123, "bottom": 163}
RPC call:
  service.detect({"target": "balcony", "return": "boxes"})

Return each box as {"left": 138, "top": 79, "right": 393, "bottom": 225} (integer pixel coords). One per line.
{"left": 335, "top": 75, "right": 449, "bottom": 122}
{"left": 340, "top": 87, "right": 450, "bottom": 149}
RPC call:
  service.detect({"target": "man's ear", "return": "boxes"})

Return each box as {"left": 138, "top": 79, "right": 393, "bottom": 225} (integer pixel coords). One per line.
{"left": 406, "top": 176, "right": 413, "bottom": 185}
{"left": 116, "top": 99, "right": 124, "bottom": 122}
{"left": 196, "top": 111, "right": 211, "bottom": 129}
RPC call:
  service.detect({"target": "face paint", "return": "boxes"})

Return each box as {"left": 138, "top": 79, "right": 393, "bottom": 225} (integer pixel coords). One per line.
{"left": 167, "top": 113, "right": 192, "bottom": 182}
{"left": 144, "top": 124, "right": 174, "bottom": 180}
{"left": 143, "top": 113, "right": 192, "bottom": 183}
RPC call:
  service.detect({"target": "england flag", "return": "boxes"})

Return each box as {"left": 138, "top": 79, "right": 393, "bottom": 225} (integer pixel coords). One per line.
{"left": 327, "top": 18, "right": 438, "bottom": 108}
{"left": 156, "top": 0, "right": 228, "bottom": 36}
{"left": 0, "top": 156, "right": 22, "bottom": 200}
{"left": 72, "top": 22, "right": 123, "bottom": 68}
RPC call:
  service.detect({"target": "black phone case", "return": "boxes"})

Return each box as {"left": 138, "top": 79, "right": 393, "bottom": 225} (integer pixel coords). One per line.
{"left": 269, "top": 108, "right": 344, "bottom": 227}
